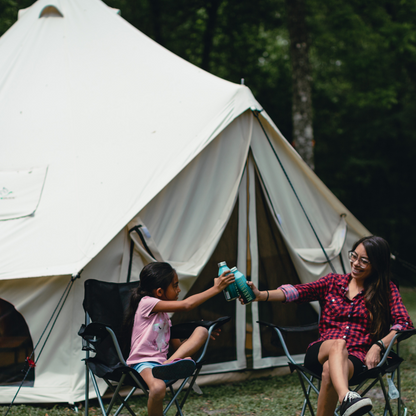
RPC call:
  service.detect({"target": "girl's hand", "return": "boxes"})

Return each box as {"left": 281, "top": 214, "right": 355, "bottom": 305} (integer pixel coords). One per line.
{"left": 239, "top": 281, "right": 261, "bottom": 304}
{"left": 364, "top": 344, "right": 382, "bottom": 369}
{"left": 210, "top": 328, "right": 221, "bottom": 341}
{"left": 214, "top": 271, "right": 235, "bottom": 292}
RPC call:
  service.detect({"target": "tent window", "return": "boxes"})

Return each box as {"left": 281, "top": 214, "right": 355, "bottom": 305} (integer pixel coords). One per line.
{"left": 39, "top": 6, "right": 63, "bottom": 18}
{"left": 171, "top": 200, "right": 239, "bottom": 364}
{"left": 0, "top": 299, "right": 35, "bottom": 386}
{"left": 254, "top": 174, "right": 319, "bottom": 359}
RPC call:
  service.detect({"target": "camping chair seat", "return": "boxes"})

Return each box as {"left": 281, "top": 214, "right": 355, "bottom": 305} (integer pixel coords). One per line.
{"left": 79, "top": 278, "right": 231, "bottom": 416}
{"left": 258, "top": 320, "right": 416, "bottom": 416}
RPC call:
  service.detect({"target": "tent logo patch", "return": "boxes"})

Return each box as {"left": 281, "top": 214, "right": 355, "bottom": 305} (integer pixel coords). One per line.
{"left": 0, "top": 187, "right": 14, "bottom": 199}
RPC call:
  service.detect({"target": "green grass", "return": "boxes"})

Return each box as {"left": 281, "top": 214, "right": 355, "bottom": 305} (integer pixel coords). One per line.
{"left": 2, "top": 288, "right": 416, "bottom": 416}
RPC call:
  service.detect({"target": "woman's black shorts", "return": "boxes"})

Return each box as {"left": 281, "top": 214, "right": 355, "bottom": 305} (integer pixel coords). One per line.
{"left": 304, "top": 341, "right": 366, "bottom": 385}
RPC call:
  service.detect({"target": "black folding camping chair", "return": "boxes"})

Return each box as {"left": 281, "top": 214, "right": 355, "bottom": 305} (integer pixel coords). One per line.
{"left": 78, "top": 279, "right": 230, "bottom": 416}
{"left": 258, "top": 320, "right": 416, "bottom": 416}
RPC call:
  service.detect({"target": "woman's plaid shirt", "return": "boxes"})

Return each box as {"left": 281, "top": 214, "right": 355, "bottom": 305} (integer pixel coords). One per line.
{"left": 280, "top": 273, "right": 413, "bottom": 363}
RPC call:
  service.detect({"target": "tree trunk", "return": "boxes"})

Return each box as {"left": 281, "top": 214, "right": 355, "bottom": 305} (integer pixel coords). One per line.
{"left": 201, "top": 0, "right": 221, "bottom": 72}
{"left": 286, "top": 0, "right": 314, "bottom": 170}
{"left": 148, "top": 0, "right": 164, "bottom": 46}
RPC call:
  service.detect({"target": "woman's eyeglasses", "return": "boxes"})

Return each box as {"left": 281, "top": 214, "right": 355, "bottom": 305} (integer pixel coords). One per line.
{"left": 348, "top": 251, "right": 371, "bottom": 268}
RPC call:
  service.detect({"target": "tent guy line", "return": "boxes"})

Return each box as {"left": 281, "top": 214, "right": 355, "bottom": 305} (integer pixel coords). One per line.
{"left": 5, "top": 272, "right": 82, "bottom": 415}
{"left": 252, "top": 110, "right": 336, "bottom": 274}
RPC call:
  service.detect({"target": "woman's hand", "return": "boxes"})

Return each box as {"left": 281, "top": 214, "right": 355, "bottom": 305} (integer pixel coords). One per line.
{"left": 364, "top": 344, "right": 382, "bottom": 369}
{"left": 239, "top": 281, "right": 261, "bottom": 304}
{"left": 214, "top": 271, "right": 235, "bottom": 292}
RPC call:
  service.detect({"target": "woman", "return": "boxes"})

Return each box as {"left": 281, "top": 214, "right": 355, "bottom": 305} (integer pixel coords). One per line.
{"left": 245, "top": 236, "right": 413, "bottom": 416}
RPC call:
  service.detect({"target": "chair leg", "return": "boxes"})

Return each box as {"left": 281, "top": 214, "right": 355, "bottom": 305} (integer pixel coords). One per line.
{"left": 176, "top": 367, "right": 202, "bottom": 415}
{"left": 85, "top": 361, "right": 89, "bottom": 416}
{"left": 102, "top": 377, "right": 137, "bottom": 416}
{"left": 296, "top": 371, "right": 316, "bottom": 416}
{"left": 163, "top": 377, "right": 190, "bottom": 416}
{"left": 106, "top": 374, "right": 126, "bottom": 414}
{"left": 88, "top": 369, "right": 108, "bottom": 416}
{"left": 112, "top": 384, "right": 137, "bottom": 416}
{"left": 300, "top": 379, "right": 315, "bottom": 416}
{"left": 377, "top": 374, "right": 394, "bottom": 416}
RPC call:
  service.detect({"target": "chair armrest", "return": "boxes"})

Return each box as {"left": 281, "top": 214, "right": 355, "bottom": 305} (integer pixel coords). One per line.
{"left": 171, "top": 316, "right": 231, "bottom": 339}
{"left": 78, "top": 322, "right": 127, "bottom": 366}
{"left": 395, "top": 328, "right": 416, "bottom": 342}
{"left": 257, "top": 320, "right": 319, "bottom": 365}
{"left": 257, "top": 320, "right": 319, "bottom": 333}
{"left": 78, "top": 322, "right": 110, "bottom": 341}
{"left": 374, "top": 328, "right": 416, "bottom": 368}
{"left": 170, "top": 316, "right": 231, "bottom": 365}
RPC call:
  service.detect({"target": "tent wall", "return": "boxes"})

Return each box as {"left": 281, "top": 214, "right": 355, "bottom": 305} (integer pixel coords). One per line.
{"left": 0, "top": 228, "right": 130, "bottom": 403}
{"left": 135, "top": 112, "right": 253, "bottom": 293}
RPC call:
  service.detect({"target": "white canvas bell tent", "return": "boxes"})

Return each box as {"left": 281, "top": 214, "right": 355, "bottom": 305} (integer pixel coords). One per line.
{"left": 0, "top": 0, "right": 370, "bottom": 405}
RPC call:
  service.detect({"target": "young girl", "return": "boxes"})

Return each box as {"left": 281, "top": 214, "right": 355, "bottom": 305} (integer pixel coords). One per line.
{"left": 123, "top": 261, "right": 234, "bottom": 416}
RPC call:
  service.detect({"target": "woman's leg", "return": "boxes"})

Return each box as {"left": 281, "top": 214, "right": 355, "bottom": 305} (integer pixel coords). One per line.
{"left": 166, "top": 326, "right": 208, "bottom": 363}
{"left": 140, "top": 368, "right": 166, "bottom": 416}
{"left": 316, "top": 361, "right": 340, "bottom": 416}
{"left": 316, "top": 340, "right": 355, "bottom": 416}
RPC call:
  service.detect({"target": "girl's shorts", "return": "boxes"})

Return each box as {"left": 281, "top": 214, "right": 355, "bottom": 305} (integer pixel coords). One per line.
{"left": 131, "top": 361, "right": 162, "bottom": 374}
{"left": 130, "top": 361, "right": 172, "bottom": 383}
{"left": 304, "top": 341, "right": 367, "bottom": 385}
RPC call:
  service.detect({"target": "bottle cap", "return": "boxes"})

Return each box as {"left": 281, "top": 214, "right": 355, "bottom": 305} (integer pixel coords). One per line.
{"left": 218, "top": 261, "right": 227, "bottom": 267}
{"left": 230, "top": 267, "right": 237, "bottom": 272}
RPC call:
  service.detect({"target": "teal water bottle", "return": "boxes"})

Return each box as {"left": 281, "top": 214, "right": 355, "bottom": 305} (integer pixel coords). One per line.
{"left": 230, "top": 267, "right": 256, "bottom": 304}
{"left": 218, "top": 261, "right": 239, "bottom": 301}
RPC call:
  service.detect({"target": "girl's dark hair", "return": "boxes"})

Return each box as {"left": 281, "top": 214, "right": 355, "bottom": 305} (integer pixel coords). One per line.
{"left": 352, "top": 236, "right": 391, "bottom": 340}
{"left": 121, "top": 262, "right": 176, "bottom": 357}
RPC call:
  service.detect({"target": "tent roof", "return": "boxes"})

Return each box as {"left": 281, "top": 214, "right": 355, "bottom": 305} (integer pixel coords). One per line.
{"left": 0, "top": 0, "right": 261, "bottom": 280}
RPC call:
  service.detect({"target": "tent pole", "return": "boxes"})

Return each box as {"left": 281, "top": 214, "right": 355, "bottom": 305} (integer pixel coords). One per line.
{"left": 84, "top": 312, "right": 91, "bottom": 416}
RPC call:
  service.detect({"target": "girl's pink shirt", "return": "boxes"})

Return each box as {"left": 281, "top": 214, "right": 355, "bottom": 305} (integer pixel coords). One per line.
{"left": 126, "top": 296, "right": 171, "bottom": 366}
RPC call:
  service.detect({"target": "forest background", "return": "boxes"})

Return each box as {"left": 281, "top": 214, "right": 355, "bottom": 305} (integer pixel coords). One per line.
{"left": 1, "top": 0, "right": 416, "bottom": 284}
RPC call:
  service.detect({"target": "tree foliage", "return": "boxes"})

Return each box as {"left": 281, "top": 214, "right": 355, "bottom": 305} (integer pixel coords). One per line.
{"left": 1, "top": 0, "right": 416, "bottom": 277}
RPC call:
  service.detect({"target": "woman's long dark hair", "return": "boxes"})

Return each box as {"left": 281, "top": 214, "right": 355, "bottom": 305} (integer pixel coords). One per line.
{"left": 352, "top": 236, "right": 391, "bottom": 341}
{"left": 121, "top": 262, "right": 176, "bottom": 357}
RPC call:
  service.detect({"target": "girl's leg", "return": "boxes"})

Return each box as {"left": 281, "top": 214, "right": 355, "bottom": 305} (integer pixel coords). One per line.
{"left": 140, "top": 368, "right": 166, "bottom": 416}
{"left": 166, "top": 326, "right": 208, "bottom": 362}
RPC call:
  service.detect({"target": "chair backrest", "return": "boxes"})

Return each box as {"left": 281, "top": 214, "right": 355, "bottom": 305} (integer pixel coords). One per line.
{"left": 83, "top": 279, "right": 140, "bottom": 334}
{"left": 82, "top": 279, "right": 140, "bottom": 369}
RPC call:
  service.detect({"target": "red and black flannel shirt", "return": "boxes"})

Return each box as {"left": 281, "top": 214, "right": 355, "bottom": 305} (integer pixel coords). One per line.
{"left": 280, "top": 273, "right": 414, "bottom": 363}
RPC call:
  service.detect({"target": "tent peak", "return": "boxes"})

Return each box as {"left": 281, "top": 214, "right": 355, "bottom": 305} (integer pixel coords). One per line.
{"left": 39, "top": 5, "right": 63, "bottom": 18}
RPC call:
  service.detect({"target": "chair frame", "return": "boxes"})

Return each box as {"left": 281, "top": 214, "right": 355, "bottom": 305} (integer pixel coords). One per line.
{"left": 258, "top": 320, "right": 416, "bottom": 416}
{"left": 79, "top": 278, "right": 230, "bottom": 416}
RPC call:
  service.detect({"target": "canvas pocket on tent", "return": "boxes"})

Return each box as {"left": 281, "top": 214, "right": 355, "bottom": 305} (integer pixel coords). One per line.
{"left": 0, "top": 167, "right": 48, "bottom": 221}
{"left": 294, "top": 217, "right": 348, "bottom": 264}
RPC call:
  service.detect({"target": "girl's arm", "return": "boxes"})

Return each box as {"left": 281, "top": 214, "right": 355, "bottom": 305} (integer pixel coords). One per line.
{"left": 152, "top": 271, "right": 234, "bottom": 313}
